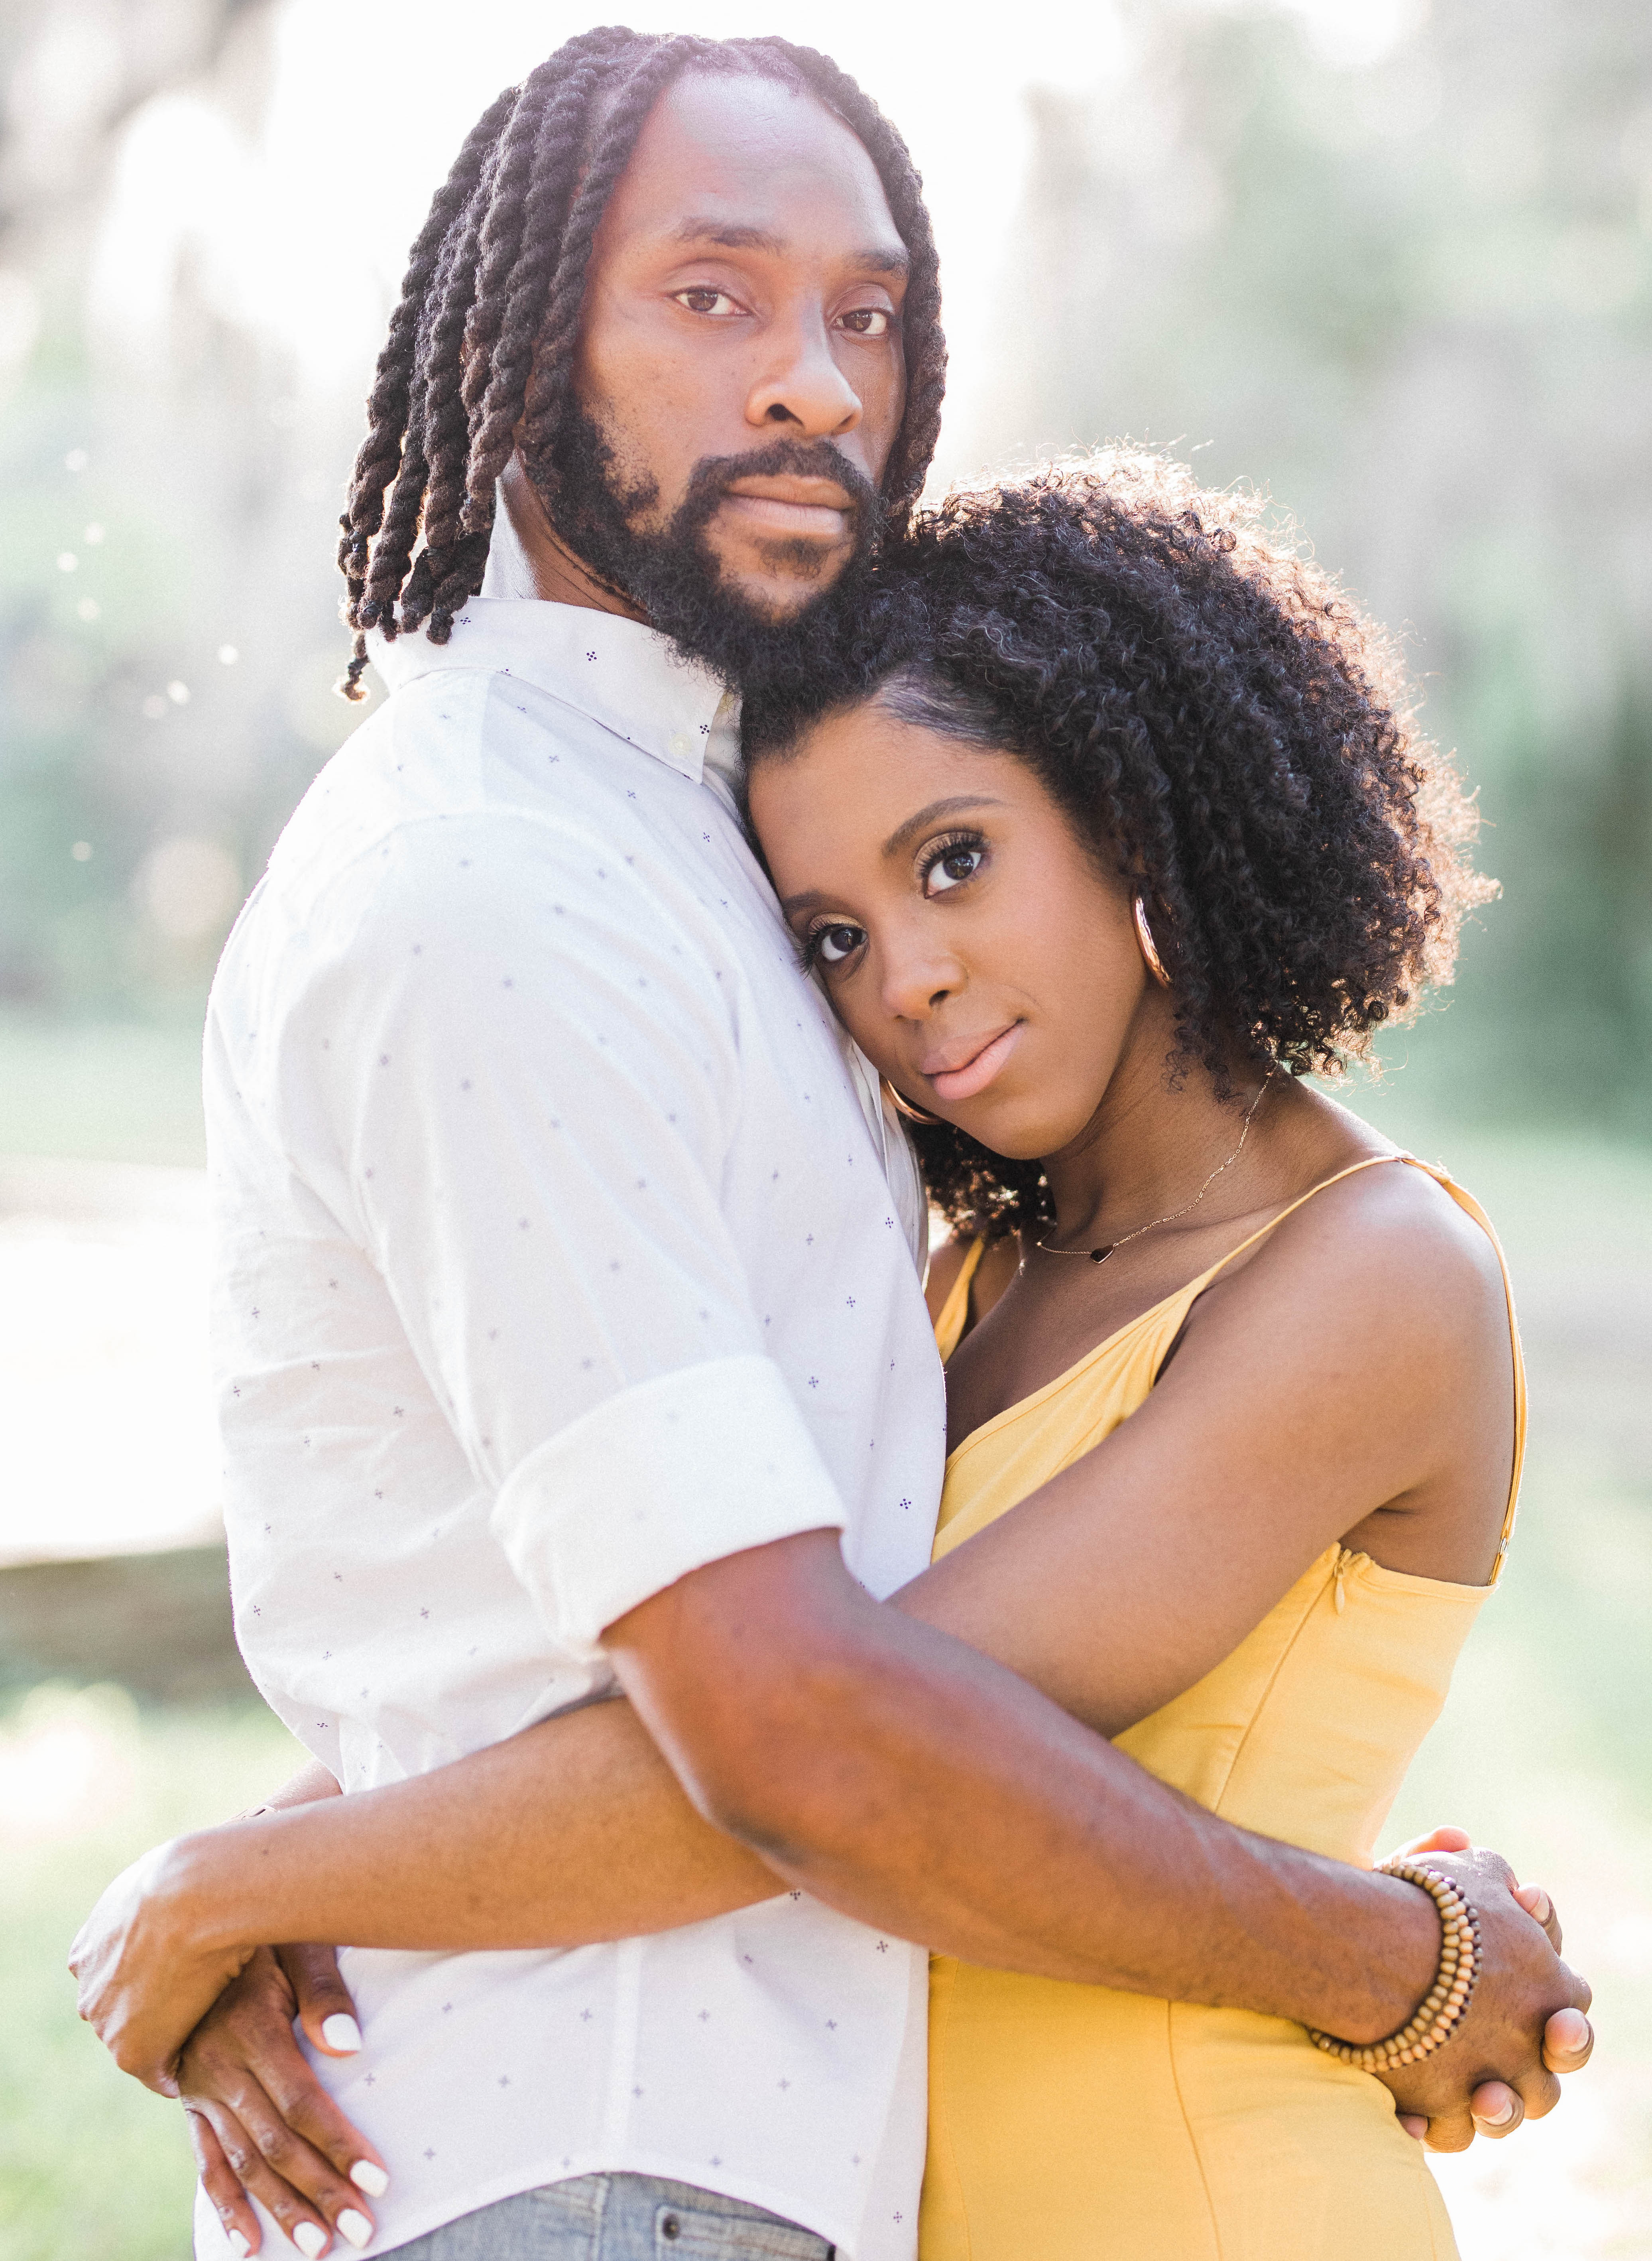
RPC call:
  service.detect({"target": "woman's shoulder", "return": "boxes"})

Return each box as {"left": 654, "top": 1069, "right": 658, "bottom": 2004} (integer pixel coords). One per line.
{"left": 1227, "top": 1102, "right": 1510, "bottom": 1369}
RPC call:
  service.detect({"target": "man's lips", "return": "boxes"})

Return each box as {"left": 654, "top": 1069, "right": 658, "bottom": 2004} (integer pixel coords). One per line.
{"left": 720, "top": 477, "right": 855, "bottom": 541}
{"left": 920, "top": 1022, "right": 1024, "bottom": 1105}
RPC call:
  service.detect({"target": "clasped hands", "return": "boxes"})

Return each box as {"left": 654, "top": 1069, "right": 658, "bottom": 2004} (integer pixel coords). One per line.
{"left": 72, "top": 1824, "right": 1595, "bottom": 2261}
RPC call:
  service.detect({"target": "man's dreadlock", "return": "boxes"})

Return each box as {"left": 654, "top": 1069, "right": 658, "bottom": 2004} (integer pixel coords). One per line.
{"left": 336, "top": 27, "right": 948, "bottom": 699}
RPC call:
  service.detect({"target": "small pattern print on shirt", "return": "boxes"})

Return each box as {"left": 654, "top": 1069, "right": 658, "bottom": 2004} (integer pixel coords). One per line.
{"left": 210, "top": 603, "right": 942, "bottom": 2261}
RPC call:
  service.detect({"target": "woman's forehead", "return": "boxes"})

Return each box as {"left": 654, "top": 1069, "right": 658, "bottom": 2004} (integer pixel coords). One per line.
{"left": 749, "top": 704, "right": 1040, "bottom": 859}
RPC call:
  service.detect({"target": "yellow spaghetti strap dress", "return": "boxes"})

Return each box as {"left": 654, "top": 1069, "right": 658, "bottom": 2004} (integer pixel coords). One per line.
{"left": 921, "top": 1156, "right": 1526, "bottom": 2261}
{"left": 931, "top": 1239, "right": 987, "bottom": 1365}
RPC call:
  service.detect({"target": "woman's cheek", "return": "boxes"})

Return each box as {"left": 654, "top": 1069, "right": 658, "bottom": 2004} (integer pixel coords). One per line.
{"left": 828, "top": 972, "right": 891, "bottom": 1067}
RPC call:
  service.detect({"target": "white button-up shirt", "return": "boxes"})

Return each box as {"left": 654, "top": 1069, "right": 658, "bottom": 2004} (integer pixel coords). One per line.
{"left": 197, "top": 597, "right": 947, "bottom": 2260}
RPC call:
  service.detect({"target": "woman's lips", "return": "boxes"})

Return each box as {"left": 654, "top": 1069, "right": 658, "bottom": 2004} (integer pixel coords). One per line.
{"left": 926, "top": 1022, "right": 1023, "bottom": 1105}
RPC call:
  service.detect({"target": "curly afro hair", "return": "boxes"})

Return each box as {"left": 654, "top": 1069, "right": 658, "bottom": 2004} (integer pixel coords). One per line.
{"left": 743, "top": 448, "right": 1495, "bottom": 1240}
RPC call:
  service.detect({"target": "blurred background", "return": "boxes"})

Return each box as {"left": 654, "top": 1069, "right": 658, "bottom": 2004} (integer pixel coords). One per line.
{"left": 0, "top": 0, "right": 1647, "bottom": 2253}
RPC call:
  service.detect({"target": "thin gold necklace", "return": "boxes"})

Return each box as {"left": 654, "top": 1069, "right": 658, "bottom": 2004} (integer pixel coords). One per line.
{"left": 1035, "top": 1068, "right": 1277, "bottom": 1266}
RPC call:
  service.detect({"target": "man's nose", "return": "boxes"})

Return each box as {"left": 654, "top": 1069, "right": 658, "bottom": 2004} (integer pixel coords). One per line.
{"left": 745, "top": 308, "right": 861, "bottom": 437}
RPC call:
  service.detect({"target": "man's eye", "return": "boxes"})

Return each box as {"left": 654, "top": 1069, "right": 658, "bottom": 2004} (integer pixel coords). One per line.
{"left": 838, "top": 307, "right": 892, "bottom": 337}
{"left": 925, "top": 846, "right": 983, "bottom": 895}
{"left": 675, "top": 288, "right": 741, "bottom": 317}
{"left": 813, "top": 923, "right": 865, "bottom": 965}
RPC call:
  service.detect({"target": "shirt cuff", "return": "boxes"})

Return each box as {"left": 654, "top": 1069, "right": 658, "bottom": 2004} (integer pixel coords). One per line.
{"left": 491, "top": 1353, "right": 848, "bottom": 1658}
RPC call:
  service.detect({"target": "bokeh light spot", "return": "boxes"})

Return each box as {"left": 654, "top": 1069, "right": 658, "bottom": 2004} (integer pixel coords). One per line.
{"left": 134, "top": 836, "right": 242, "bottom": 942}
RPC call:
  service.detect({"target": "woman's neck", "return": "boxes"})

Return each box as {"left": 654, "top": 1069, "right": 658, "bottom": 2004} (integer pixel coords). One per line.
{"left": 1038, "top": 1030, "right": 1279, "bottom": 1255}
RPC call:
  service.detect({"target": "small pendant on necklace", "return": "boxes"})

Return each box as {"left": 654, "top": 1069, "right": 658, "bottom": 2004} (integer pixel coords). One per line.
{"left": 1089, "top": 1245, "right": 1114, "bottom": 1264}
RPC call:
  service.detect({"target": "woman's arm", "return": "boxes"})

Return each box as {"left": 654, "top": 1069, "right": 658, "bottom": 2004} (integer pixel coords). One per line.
{"left": 903, "top": 1162, "right": 1518, "bottom": 1737}
{"left": 189, "top": 1696, "right": 779, "bottom": 1952}
{"left": 180, "top": 1169, "right": 1500, "bottom": 1963}
{"left": 87, "top": 1165, "right": 1518, "bottom": 1995}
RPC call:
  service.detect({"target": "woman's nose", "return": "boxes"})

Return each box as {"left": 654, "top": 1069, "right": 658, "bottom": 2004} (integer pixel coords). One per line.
{"left": 881, "top": 948, "right": 962, "bottom": 1022}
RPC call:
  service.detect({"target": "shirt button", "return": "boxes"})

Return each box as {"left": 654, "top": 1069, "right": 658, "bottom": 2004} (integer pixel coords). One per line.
{"left": 661, "top": 2214, "right": 682, "bottom": 2241}
{"left": 669, "top": 731, "right": 691, "bottom": 759}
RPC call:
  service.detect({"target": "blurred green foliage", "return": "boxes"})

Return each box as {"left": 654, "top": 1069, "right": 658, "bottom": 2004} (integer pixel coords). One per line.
{"left": 1, "top": 0, "right": 1648, "bottom": 1147}
{"left": 978, "top": 0, "right": 1652, "bottom": 1133}
{"left": 0, "top": 1685, "right": 301, "bottom": 2261}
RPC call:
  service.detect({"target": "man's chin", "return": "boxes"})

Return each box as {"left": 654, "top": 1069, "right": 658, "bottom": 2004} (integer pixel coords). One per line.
{"left": 707, "top": 544, "right": 854, "bottom": 624}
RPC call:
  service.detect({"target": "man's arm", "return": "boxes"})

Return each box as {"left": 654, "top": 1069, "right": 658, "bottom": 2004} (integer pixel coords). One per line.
{"left": 606, "top": 1533, "right": 1564, "bottom": 2038}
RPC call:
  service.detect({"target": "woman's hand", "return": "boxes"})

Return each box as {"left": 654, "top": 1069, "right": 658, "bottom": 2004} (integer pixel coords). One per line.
{"left": 68, "top": 1840, "right": 258, "bottom": 2095}
{"left": 70, "top": 1759, "right": 349, "bottom": 2098}
{"left": 1371, "top": 1831, "right": 1594, "bottom": 2150}
{"left": 182, "top": 1947, "right": 387, "bottom": 2258}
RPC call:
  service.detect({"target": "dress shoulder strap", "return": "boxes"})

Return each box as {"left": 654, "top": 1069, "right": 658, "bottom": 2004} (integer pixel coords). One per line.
{"left": 1188, "top": 1152, "right": 1405, "bottom": 1294}
{"left": 1188, "top": 1151, "right": 1526, "bottom": 1582}
{"left": 1393, "top": 1162, "right": 1527, "bottom": 1581}
{"left": 932, "top": 1238, "right": 985, "bottom": 1365}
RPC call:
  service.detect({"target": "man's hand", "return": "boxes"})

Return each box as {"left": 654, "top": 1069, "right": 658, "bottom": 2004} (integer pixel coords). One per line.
{"left": 181, "top": 1947, "right": 388, "bottom": 2258}
{"left": 69, "top": 1842, "right": 258, "bottom": 2095}
{"left": 1373, "top": 1831, "right": 1594, "bottom": 2151}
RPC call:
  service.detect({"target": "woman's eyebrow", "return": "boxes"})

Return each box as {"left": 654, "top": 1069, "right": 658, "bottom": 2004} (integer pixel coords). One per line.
{"left": 881, "top": 796, "right": 1008, "bottom": 859}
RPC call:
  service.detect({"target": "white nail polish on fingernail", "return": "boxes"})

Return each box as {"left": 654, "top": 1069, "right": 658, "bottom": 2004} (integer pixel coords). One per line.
{"left": 349, "top": 2162, "right": 389, "bottom": 2197}
{"left": 229, "top": 2235, "right": 251, "bottom": 2258}
{"left": 292, "top": 2225, "right": 328, "bottom": 2259}
{"left": 321, "top": 2014, "right": 363, "bottom": 2053}
{"left": 337, "top": 2211, "right": 373, "bottom": 2251}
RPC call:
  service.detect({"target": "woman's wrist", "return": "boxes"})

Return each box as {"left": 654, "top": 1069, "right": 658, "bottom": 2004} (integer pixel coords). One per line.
{"left": 156, "top": 1815, "right": 296, "bottom": 1959}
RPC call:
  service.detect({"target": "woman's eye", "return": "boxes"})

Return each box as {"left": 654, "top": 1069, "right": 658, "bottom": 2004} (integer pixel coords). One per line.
{"left": 925, "top": 845, "right": 984, "bottom": 895}
{"left": 675, "top": 288, "right": 741, "bottom": 317}
{"left": 838, "top": 307, "right": 892, "bottom": 338}
{"left": 812, "top": 923, "right": 865, "bottom": 965}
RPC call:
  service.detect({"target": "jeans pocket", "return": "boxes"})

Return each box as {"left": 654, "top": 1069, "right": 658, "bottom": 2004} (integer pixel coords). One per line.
{"left": 653, "top": 2200, "right": 832, "bottom": 2261}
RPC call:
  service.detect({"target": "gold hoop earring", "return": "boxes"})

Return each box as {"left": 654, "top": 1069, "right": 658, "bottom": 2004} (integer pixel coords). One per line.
{"left": 1133, "top": 895, "right": 1172, "bottom": 989}
{"left": 885, "top": 1079, "right": 941, "bottom": 1127}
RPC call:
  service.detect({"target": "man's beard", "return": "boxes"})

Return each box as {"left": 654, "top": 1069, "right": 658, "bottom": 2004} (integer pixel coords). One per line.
{"left": 525, "top": 405, "right": 884, "bottom": 698}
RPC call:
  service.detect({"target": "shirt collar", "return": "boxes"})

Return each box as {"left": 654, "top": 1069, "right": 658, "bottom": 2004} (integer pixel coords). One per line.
{"left": 367, "top": 597, "right": 731, "bottom": 786}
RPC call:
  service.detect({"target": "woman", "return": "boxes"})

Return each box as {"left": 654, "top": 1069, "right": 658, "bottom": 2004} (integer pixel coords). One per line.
{"left": 82, "top": 451, "right": 1545, "bottom": 2260}
{"left": 737, "top": 449, "right": 1518, "bottom": 2259}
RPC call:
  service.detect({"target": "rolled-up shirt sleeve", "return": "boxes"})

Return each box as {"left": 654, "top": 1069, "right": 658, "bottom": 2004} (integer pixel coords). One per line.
{"left": 282, "top": 808, "right": 846, "bottom": 1655}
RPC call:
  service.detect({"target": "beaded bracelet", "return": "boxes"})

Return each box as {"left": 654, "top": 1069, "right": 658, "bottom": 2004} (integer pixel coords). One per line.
{"left": 1307, "top": 1858, "right": 1481, "bottom": 2072}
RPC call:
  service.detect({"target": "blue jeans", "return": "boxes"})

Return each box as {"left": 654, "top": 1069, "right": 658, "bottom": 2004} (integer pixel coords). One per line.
{"left": 384, "top": 2174, "right": 835, "bottom": 2261}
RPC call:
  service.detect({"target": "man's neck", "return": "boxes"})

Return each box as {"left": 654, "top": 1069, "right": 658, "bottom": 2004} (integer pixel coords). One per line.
{"left": 499, "top": 451, "right": 647, "bottom": 621}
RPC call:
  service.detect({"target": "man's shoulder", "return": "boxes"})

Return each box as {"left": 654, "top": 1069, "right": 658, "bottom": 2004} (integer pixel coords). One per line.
{"left": 226, "top": 687, "right": 708, "bottom": 1012}
{"left": 262, "top": 668, "right": 633, "bottom": 914}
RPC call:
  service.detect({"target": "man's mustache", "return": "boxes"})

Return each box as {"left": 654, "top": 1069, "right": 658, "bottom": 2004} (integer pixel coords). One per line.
{"left": 678, "top": 437, "right": 881, "bottom": 528}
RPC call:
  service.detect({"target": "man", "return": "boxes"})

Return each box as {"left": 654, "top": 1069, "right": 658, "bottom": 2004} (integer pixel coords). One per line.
{"left": 73, "top": 31, "right": 1590, "bottom": 2261}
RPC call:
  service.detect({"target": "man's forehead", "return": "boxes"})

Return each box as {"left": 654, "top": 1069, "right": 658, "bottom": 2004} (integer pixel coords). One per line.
{"left": 610, "top": 70, "right": 903, "bottom": 257}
